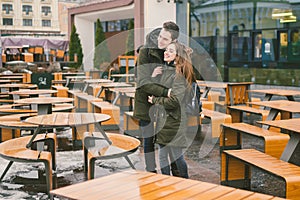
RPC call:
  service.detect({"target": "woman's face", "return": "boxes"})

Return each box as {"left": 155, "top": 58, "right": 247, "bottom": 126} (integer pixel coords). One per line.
{"left": 164, "top": 43, "right": 177, "bottom": 63}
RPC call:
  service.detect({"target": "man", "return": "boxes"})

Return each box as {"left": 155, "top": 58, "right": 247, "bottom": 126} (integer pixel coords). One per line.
{"left": 134, "top": 21, "right": 180, "bottom": 173}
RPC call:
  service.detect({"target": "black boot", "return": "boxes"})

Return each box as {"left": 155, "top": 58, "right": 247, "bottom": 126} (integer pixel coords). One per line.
{"left": 171, "top": 162, "right": 180, "bottom": 177}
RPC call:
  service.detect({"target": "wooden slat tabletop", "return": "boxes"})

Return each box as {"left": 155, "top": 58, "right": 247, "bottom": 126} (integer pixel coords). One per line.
{"left": 257, "top": 118, "right": 300, "bottom": 133}
{"left": 15, "top": 97, "right": 73, "bottom": 105}
{"left": 0, "top": 83, "right": 37, "bottom": 89}
{"left": 9, "top": 89, "right": 57, "bottom": 95}
{"left": 50, "top": 170, "right": 285, "bottom": 200}
{"left": 25, "top": 112, "right": 111, "bottom": 127}
{"left": 249, "top": 89, "right": 300, "bottom": 96}
{"left": 248, "top": 100, "right": 300, "bottom": 113}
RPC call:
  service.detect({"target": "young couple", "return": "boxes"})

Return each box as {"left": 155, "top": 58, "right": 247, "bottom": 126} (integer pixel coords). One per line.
{"left": 134, "top": 21, "right": 195, "bottom": 178}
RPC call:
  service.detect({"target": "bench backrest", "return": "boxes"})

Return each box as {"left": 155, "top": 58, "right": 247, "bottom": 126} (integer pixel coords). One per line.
{"left": 225, "top": 82, "right": 252, "bottom": 106}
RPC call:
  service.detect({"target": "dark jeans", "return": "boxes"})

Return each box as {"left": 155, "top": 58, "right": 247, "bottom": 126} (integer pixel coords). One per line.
{"left": 139, "top": 120, "right": 156, "bottom": 172}
{"left": 158, "top": 144, "right": 188, "bottom": 178}
{"left": 139, "top": 120, "right": 179, "bottom": 175}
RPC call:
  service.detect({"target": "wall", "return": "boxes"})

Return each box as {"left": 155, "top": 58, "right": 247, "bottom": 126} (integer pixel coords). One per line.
{"left": 74, "top": 17, "right": 94, "bottom": 70}
{"left": 144, "top": 0, "right": 176, "bottom": 36}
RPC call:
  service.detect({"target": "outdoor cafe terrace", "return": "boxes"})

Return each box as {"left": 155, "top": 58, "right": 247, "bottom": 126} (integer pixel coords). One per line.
{"left": 0, "top": 69, "right": 299, "bottom": 199}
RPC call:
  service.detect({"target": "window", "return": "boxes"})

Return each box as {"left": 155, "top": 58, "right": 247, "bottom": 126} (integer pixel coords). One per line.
{"left": 3, "top": 18, "right": 13, "bottom": 26}
{"left": 23, "top": 19, "right": 32, "bottom": 26}
{"left": 41, "top": 6, "right": 51, "bottom": 16}
{"left": 42, "top": 20, "right": 51, "bottom": 27}
{"left": 22, "top": 5, "right": 32, "bottom": 15}
{"left": 102, "top": 19, "right": 132, "bottom": 32}
{"left": 2, "top": 4, "right": 13, "bottom": 14}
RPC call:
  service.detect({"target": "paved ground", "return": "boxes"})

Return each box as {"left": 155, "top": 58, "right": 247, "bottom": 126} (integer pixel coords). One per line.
{"left": 0, "top": 123, "right": 220, "bottom": 200}
{"left": 1, "top": 84, "right": 299, "bottom": 199}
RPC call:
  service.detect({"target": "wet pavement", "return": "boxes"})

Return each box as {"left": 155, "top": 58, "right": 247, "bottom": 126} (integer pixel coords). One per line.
{"left": 0, "top": 123, "right": 220, "bottom": 200}
{"left": 1, "top": 84, "right": 298, "bottom": 199}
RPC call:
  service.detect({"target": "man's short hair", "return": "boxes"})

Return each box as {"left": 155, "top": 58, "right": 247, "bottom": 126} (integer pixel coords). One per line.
{"left": 163, "top": 21, "right": 179, "bottom": 40}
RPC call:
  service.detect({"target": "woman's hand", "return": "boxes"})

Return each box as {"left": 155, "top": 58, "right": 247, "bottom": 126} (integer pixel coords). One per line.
{"left": 148, "top": 95, "right": 154, "bottom": 104}
{"left": 151, "top": 66, "right": 163, "bottom": 77}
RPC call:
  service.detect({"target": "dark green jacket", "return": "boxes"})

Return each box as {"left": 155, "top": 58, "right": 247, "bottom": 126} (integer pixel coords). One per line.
{"left": 133, "top": 47, "right": 169, "bottom": 121}
{"left": 152, "top": 63, "right": 189, "bottom": 147}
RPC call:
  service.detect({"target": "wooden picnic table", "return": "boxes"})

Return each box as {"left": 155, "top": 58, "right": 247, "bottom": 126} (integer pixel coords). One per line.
{"left": 197, "top": 80, "right": 228, "bottom": 98}
{"left": 248, "top": 100, "right": 300, "bottom": 121}
{"left": 257, "top": 118, "right": 300, "bottom": 166}
{"left": 0, "top": 83, "right": 37, "bottom": 92}
{"left": 91, "top": 82, "right": 132, "bottom": 98}
{"left": 111, "top": 73, "right": 135, "bottom": 83}
{"left": 50, "top": 170, "right": 285, "bottom": 200}
{"left": 109, "top": 87, "right": 136, "bottom": 104}
{"left": 52, "top": 72, "right": 85, "bottom": 77}
{"left": 82, "top": 79, "right": 112, "bottom": 92}
{"left": 65, "top": 76, "right": 91, "bottom": 87}
{"left": 248, "top": 88, "right": 300, "bottom": 101}
{"left": 9, "top": 89, "right": 57, "bottom": 100}
{"left": 0, "top": 73, "right": 25, "bottom": 77}
{"left": 0, "top": 79, "right": 20, "bottom": 83}
{"left": 0, "top": 75, "right": 23, "bottom": 79}
{"left": 108, "top": 87, "right": 136, "bottom": 111}
{"left": 24, "top": 112, "right": 111, "bottom": 148}
{"left": 15, "top": 97, "right": 74, "bottom": 115}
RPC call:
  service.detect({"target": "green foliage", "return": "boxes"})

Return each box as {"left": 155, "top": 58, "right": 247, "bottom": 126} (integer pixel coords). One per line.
{"left": 69, "top": 24, "right": 83, "bottom": 69}
{"left": 125, "top": 19, "right": 134, "bottom": 56}
{"left": 94, "top": 18, "right": 111, "bottom": 69}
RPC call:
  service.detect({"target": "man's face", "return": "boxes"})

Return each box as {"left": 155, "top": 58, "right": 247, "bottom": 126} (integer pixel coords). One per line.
{"left": 157, "top": 29, "right": 173, "bottom": 49}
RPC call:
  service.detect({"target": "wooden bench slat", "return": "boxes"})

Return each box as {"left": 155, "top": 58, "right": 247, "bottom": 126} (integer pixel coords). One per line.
{"left": 83, "top": 132, "right": 140, "bottom": 179}
{"left": 222, "top": 149, "right": 300, "bottom": 199}
{"left": 201, "top": 108, "right": 232, "bottom": 139}
{"left": 0, "top": 134, "right": 56, "bottom": 196}
{"left": 221, "top": 122, "right": 289, "bottom": 159}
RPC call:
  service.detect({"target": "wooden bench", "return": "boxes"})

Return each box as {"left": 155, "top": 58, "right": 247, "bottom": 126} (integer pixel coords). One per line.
{"left": 51, "top": 79, "right": 67, "bottom": 86}
{"left": 228, "top": 105, "right": 270, "bottom": 123}
{"left": 51, "top": 85, "right": 69, "bottom": 97}
{"left": 123, "top": 111, "right": 140, "bottom": 138}
{"left": 83, "top": 132, "right": 140, "bottom": 179}
{"left": 207, "top": 91, "right": 221, "bottom": 102}
{"left": 90, "top": 101, "right": 120, "bottom": 130}
{"left": 215, "top": 82, "right": 253, "bottom": 113}
{"left": 0, "top": 103, "right": 35, "bottom": 115}
{"left": 0, "top": 113, "right": 38, "bottom": 142}
{"left": 222, "top": 149, "right": 300, "bottom": 199}
{"left": 73, "top": 92, "right": 100, "bottom": 112}
{"left": 0, "top": 99, "right": 14, "bottom": 105}
{"left": 201, "top": 100, "right": 215, "bottom": 110}
{"left": 0, "top": 103, "right": 74, "bottom": 116}
{"left": 0, "top": 105, "right": 73, "bottom": 143}
{"left": 201, "top": 108, "right": 232, "bottom": 139}
{"left": 0, "top": 133, "right": 56, "bottom": 196}
{"left": 67, "top": 89, "right": 82, "bottom": 99}
{"left": 220, "top": 122, "right": 289, "bottom": 158}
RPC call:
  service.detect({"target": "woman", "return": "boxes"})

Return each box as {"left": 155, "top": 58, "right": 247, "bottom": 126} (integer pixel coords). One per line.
{"left": 148, "top": 41, "right": 195, "bottom": 178}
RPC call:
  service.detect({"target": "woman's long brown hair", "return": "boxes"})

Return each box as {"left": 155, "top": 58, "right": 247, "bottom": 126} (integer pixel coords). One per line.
{"left": 172, "top": 42, "right": 195, "bottom": 88}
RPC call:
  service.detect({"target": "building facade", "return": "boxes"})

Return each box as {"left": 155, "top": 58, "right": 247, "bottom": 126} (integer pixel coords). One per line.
{"left": 1, "top": 0, "right": 60, "bottom": 36}
{"left": 68, "top": 0, "right": 177, "bottom": 70}
{"left": 188, "top": 0, "right": 300, "bottom": 85}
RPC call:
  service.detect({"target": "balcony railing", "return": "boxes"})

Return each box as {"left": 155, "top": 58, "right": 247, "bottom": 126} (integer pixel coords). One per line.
{"left": 41, "top": 0, "right": 51, "bottom": 4}
{"left": 2, "top": 10, "right": 14, "bottom": 16}
{"left": 22, "top": 11, "right": 33, "bottom": 17}
{"left": 41, "top": 12, "right": 52, "bottom": 18}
